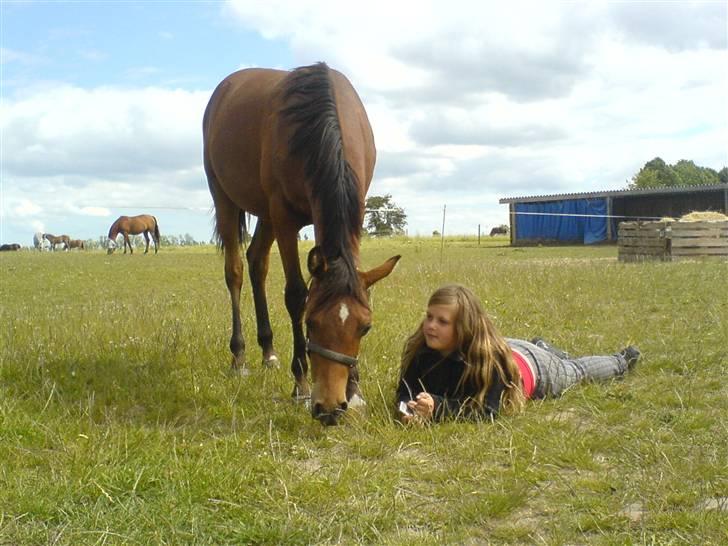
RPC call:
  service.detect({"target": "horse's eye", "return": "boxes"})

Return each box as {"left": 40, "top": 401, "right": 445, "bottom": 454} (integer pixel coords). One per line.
{"left": 360, "top": 324, "right": 372, "bottom": 337}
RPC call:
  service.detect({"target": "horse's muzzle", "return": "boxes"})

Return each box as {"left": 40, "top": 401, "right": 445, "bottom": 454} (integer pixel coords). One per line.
{"left": 312, "top": 401, "right": 348, "bottom": 426}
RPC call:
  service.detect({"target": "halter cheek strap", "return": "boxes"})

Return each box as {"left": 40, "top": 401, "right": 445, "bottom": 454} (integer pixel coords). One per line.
{"left": 306, "top": 340, "right": 358, "bottom": 368}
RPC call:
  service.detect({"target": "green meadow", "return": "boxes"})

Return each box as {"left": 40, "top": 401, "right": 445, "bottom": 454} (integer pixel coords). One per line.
{"left": 1, "top": 238, "right": 726, "bottom": 545}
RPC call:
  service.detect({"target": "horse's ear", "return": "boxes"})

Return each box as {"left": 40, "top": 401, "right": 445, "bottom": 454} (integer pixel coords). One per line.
{"left": 360, "top": 255, "right": 401, "bottom": 289}
{"left": 307, "top": 246, "right": 328, "bottom": 277}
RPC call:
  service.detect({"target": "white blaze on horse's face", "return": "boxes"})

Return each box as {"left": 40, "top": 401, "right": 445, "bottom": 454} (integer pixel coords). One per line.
{"left": 339, "top": 302, "right": 349, "bottom": 325}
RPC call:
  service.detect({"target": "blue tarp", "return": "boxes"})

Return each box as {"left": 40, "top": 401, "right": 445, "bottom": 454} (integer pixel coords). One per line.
{"left": 514, "top": 199, "right": 608, "bottom": 244}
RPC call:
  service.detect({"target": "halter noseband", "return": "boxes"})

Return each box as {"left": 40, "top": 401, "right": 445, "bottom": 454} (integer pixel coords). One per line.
{"left": 306, "top": 340, "right": 358, "bottom": 368}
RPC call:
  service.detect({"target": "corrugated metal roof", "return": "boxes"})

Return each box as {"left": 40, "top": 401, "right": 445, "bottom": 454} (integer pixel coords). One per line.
{"left": 499, "top": 182, "right": 727, "bottom": 204}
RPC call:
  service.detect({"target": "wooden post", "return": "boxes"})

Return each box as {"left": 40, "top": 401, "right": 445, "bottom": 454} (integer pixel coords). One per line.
{"left": 440, "top": 205, "right": 446, "bottom": 263}
{"left": 478, "top": 224, "right": 481, "bottom": 246}
{"left": 606, "top": 197, "right": 613, "bottom": 241}
{"left": 509, "top": 204, "right": 516, "bottom": 246}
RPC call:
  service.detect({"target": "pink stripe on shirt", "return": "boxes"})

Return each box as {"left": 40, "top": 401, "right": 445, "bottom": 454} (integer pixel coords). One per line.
{"left": 512, "top": 349, "right": 535, "bottom": 399}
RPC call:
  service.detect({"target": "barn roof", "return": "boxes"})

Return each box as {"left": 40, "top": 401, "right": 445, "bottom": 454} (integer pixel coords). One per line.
{"left": 499, "top": 182, "right": 727, "bottom": 204}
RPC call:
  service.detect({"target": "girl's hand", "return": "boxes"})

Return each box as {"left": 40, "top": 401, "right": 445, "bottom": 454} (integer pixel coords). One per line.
{"left": 410, "top": 393, "right": 434, "bottom": 419}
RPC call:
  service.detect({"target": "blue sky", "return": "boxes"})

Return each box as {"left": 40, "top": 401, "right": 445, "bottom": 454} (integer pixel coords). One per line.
{"left": 1, "top": 1, "right": 727, "bottom": 246}
{"left": 3, "top": 1, "right": 292, "bottom": 91}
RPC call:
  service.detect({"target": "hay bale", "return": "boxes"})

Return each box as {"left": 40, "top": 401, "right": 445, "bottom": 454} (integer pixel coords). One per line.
{"left": 678, "top": 211, "right": 728, "bottom": 222}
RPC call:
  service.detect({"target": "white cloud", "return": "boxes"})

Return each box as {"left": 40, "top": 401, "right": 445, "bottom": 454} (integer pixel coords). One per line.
{"left": 13, "top": 198, "right": 42, "bottom": 216}
{"left": 2, "top": 85, "right": 209, "bottom": 179}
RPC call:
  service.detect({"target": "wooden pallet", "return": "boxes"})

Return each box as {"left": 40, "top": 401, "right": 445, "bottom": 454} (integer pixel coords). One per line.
{"left": 618, "top": 221, "right": 728, "bottom": 262}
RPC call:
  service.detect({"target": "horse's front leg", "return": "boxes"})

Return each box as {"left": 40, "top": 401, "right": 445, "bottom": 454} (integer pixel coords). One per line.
{"left": 273, "top": 222, "right": 309, "bottom": 400}
{"left": 246, "top": 220, "right": 279, "bottom": 368}
{"left": 143, "top": 232, "right": 150, "bottom": 254}
{"left": 123, "top": 234, "right": 132, "bottom": 254}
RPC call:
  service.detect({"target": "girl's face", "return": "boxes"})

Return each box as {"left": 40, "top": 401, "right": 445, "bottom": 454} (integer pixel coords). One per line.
{"left": 423, "top": 304, "right": 458, "bottom": 356}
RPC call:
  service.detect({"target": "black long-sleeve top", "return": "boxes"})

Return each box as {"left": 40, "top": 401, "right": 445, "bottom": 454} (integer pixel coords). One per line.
{"left": 396, "top": 346, "right": 506, "bottom": 421}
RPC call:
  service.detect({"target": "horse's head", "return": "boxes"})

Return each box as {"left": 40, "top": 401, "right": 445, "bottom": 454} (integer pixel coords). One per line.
{"left": 305, "top": 247, "right": 400, "bottom": 426}
{"left": 106, "top": 238, "right": 117, "bottom": 254}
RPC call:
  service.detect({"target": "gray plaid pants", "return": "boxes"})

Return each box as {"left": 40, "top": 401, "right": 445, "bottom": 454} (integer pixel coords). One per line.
{"left": 507, "top": 338, "right": 629, "bottom": 399}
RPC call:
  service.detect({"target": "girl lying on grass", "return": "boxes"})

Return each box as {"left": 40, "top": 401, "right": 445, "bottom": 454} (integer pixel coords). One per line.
{"left": 396, "top": 284, "right": 640, "bottom": 424}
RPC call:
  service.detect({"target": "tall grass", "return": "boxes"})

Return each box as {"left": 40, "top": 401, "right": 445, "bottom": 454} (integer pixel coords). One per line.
{"left": 1, "top": 240, "right": 726, "bottom": 544}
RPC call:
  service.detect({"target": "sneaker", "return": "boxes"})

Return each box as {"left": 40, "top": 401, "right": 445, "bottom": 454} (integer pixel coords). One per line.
{"left": 619, "top": 346, "right": 641, "bottom": 370}
{"left": 530, "top": 337, "right": 570, "bottom": 359}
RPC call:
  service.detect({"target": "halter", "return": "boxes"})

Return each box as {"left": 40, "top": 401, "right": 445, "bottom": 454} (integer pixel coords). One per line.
{"left": 306, "top": 340, "right": 358, "bottom": 368}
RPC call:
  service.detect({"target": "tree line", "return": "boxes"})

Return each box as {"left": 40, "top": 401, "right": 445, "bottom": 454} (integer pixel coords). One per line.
{"left": 75, "top": 233, "right": 207, "bottom": 250}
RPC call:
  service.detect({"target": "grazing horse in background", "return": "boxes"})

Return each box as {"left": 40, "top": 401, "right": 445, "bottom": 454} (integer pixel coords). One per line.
{"left": 107, "top": 214, "right": 160, "bottom": 254}
{"left": 0, "top": 243, "right": 21, "bottom": 251}
{"left": 33, "top": 232, "right": 46, "bottom": 250}
{"left": 43, "top": 233, "right": 70, "bottom": 251}
{"left": 204, "top": 62, "right": 400, "bottom": 425}
{"left": 68, "top": 239, "right": 85, "bottom": 250}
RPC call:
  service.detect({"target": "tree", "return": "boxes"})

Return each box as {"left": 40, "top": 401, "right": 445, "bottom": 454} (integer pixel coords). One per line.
{"left": 719, "top": 167, "right": 728, "bottom": 184}
{"left": 629, "top": 157, "right": 723, "bottom": 189}
{"left": 672, "top": 160, "right": 720, "bottom": 186}
{"left": 629, "top": 157, "right": 679, "bottom": 189}
{"left": 364, "top": 194, "right": 407, "bottom": 236}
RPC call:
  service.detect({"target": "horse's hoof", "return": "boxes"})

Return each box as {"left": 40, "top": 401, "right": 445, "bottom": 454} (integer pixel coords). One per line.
{"left": 229, "top": 359, "right": 250, "bottom": 376}
{"left": 263, "top": 355, "right": 280, "bottom": 369}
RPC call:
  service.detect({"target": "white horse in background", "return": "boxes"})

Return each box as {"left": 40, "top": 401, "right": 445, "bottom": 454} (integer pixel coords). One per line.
{"left": 33, "top": 232, "right": 51, "bottom": 251}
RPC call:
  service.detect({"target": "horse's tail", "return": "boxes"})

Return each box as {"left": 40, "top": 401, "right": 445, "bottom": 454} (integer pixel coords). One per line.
{"left": 153, "top": 216, "right": 160, "bottom": 242}
{"left": 281, "top": 62, "right": 360, "bottom": 266}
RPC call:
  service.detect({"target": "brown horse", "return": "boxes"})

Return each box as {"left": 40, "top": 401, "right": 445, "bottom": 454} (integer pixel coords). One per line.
{"left": 107, "top": 214, "right": 160, "bottom": 254}
{"left": 204, "top": 62, "right": 400, "bottom": 425}
{"left": 68, "top": 239, "right": 85, "bottom": 250}
{"left": 43, "top": 233, "right": 70, "bottom": 251}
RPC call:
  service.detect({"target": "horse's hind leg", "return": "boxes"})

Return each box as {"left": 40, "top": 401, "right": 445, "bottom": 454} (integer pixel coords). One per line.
{"left": 213, "top": 195, "right": 247, "bottom": 372}
{"left": 246, "top": 220, "right": 279, "bottom": 368}
{"left": 143, "top": 232, "right": 150, "bottom": 254}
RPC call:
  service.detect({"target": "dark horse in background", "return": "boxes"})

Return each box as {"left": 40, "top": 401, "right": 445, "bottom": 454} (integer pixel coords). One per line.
{"left": 204, "top": 62, "right": 400, "bottom": 425}
{"left": 43, "top": 233, "right": 70, "bottom": 251}
{"left": 68, "top": 239, "right": 85, "bottom": 250}
{"left": 490, "top": 224, "right": 509, "bottom": 236}
{"left": 107, "top": 214, "right": 160, "bottom": 254}
{"left": 0, "top": 243, "right": 21, "bottom": 251}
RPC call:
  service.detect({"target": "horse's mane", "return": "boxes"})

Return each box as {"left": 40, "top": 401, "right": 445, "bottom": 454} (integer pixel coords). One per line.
{"left": 108, "top": 217, "right": 121, "bottom": 239}
{"left": 282, "top": 62, "right": 364, "bottom": 305}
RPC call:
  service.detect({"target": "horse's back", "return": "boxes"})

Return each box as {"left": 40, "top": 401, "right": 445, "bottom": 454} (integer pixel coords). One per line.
{"left": 204, "top": 68, "right": 287, "bottom": 218}
{"left": 204, "top": 65, "right": 374, "bottom": 222}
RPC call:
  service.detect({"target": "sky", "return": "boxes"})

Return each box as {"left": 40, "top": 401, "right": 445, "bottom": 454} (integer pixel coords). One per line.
{"left": 1, "top": 0, "right": 727, "bottom": 246}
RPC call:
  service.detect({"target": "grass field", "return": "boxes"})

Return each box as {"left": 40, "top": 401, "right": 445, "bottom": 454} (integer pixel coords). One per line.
{"left": 1, "top": 238, "right": 726, "bottom": 545}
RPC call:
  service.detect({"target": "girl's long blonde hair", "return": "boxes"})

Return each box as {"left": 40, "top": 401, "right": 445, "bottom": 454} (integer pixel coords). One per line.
{"left": 400, "top": 284, "right": 526, "bottom": 415}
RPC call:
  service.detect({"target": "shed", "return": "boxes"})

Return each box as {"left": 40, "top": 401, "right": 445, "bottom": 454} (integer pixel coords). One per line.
{"left": 499, "top": 183, "right": 728, "bottom": 245}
